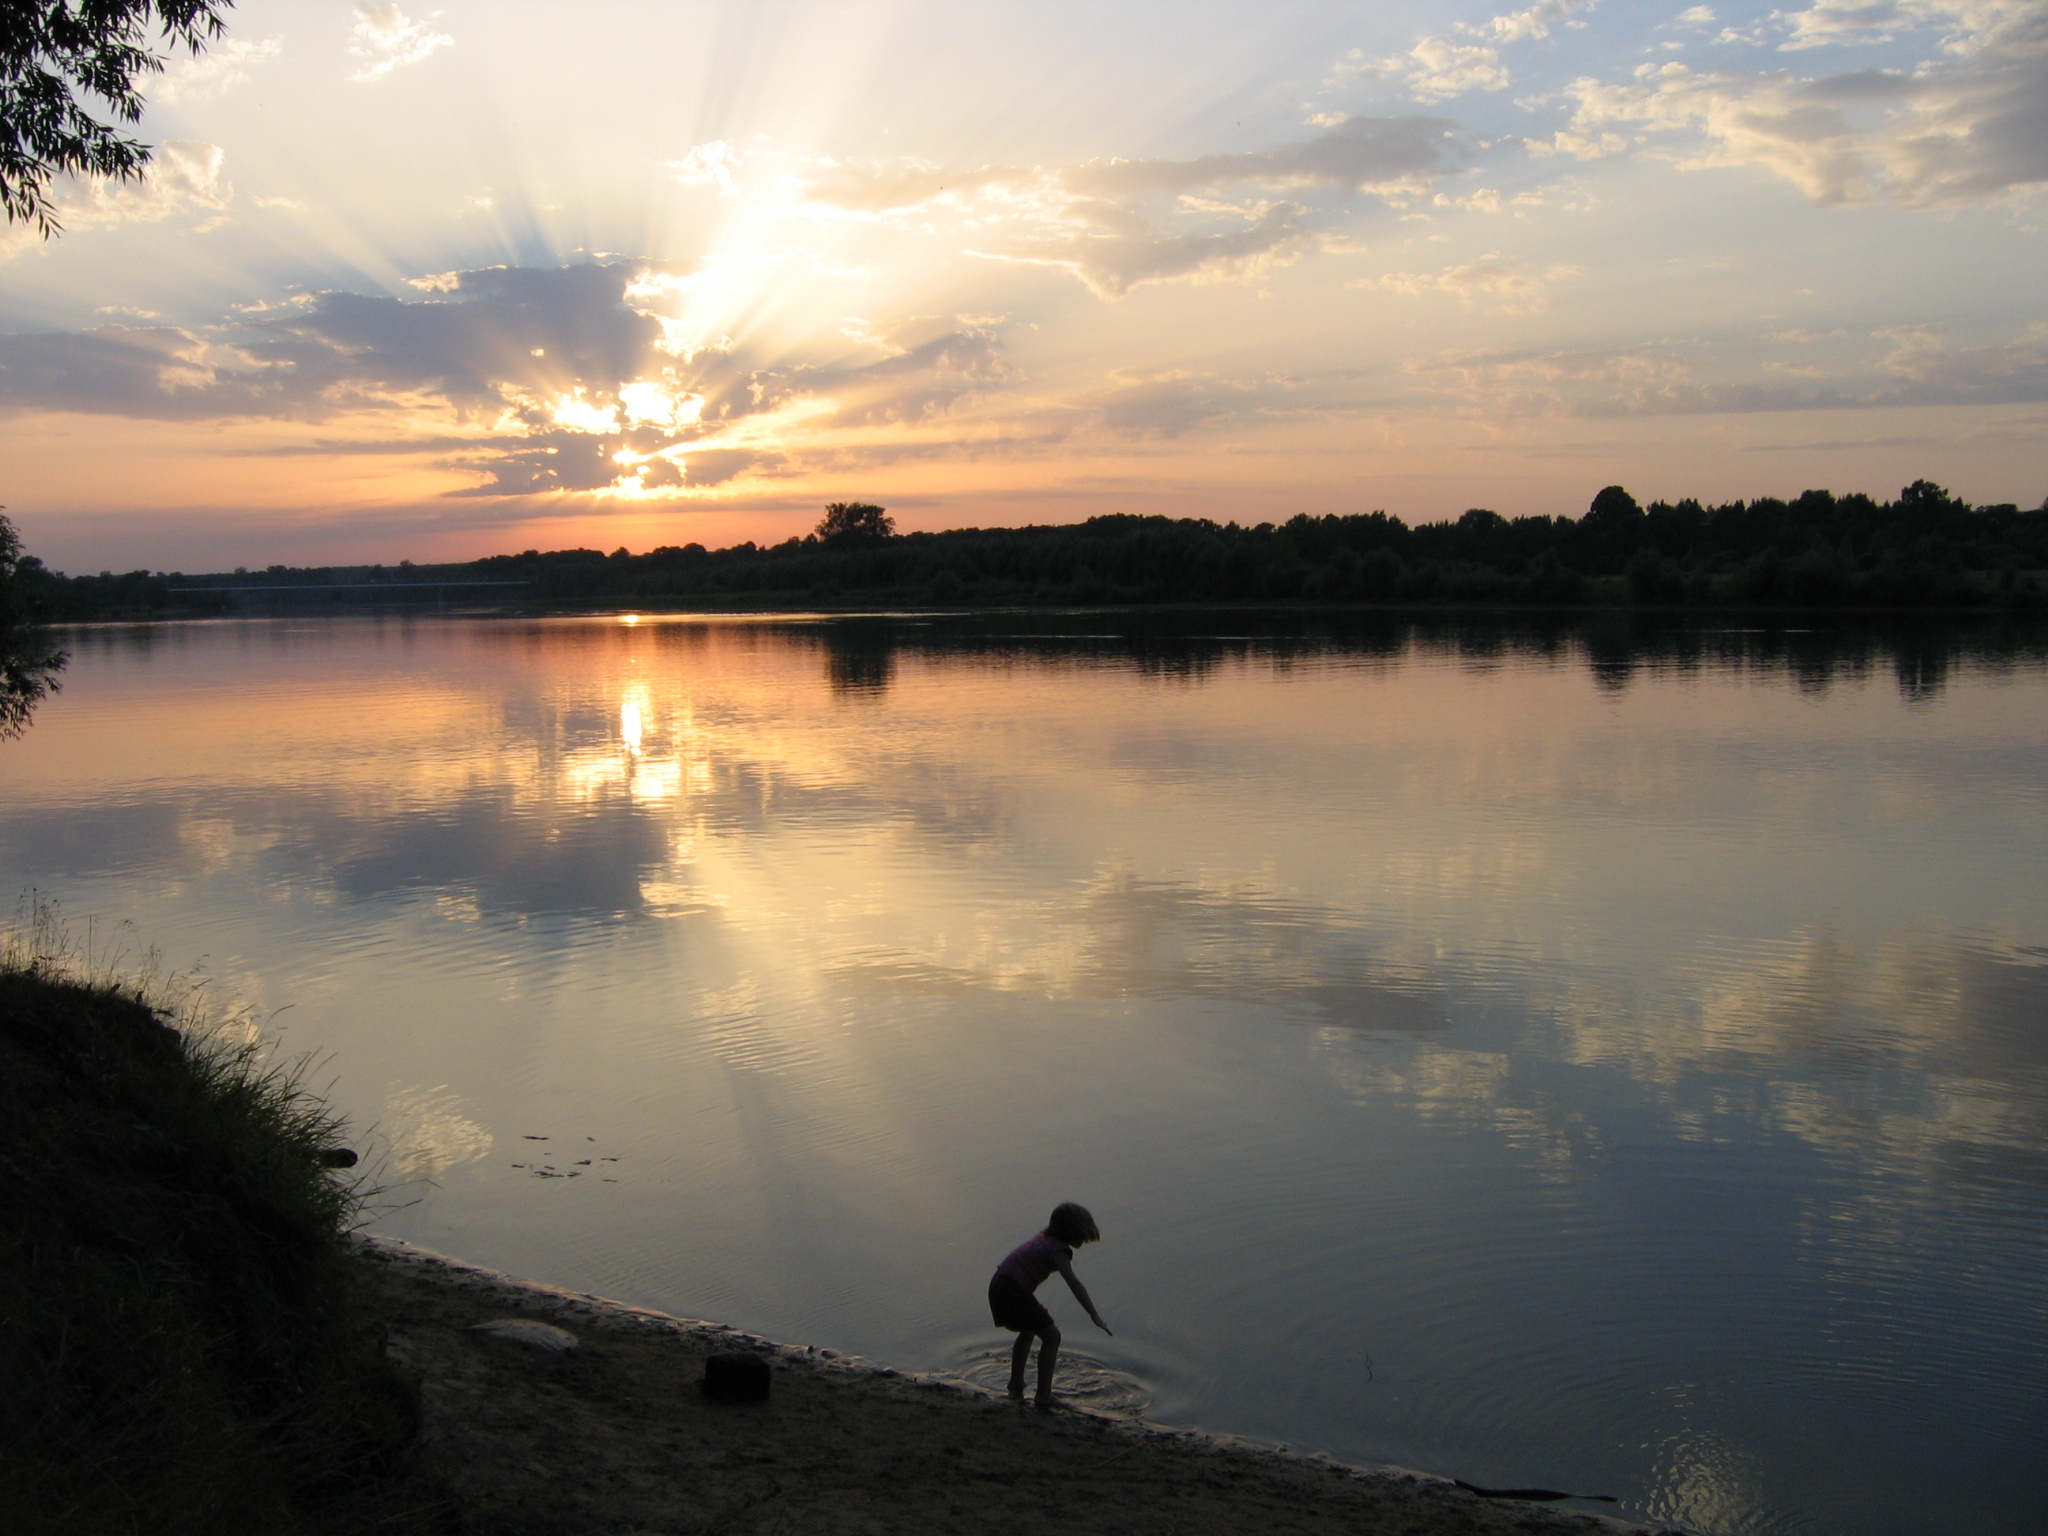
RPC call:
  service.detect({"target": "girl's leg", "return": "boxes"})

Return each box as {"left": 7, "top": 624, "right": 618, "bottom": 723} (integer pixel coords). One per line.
{"left": 1034, "top": 1324, "right": 1062, "bottom": 1409}
{"left": 1008, "top": 1329, "right": 1034, "bottom": 1399}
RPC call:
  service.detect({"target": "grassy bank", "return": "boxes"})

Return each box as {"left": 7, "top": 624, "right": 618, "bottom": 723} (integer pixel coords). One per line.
{"left": 0, "top": 925, "right": 444, "bottom": 1535}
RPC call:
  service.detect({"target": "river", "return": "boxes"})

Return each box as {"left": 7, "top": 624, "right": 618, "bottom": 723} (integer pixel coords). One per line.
{"left": 4, "top": 611, "right": 2043, "bottom": 1534}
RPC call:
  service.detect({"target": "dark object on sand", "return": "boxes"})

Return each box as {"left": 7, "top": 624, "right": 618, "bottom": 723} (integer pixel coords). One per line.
{"left": 702, "top": 1352, "right": 771, "bottom": 1403}
{"left": 1455, "top": 1480, "right": 1617, "bottom": 1503}
{"left": 320, "top": 1147, "right": 360, "bottom": 1168}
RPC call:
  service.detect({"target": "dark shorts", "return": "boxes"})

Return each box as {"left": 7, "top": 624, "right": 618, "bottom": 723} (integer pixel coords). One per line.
{"left": 988, "top": 1272, "right": 1053, "bottom": 1334}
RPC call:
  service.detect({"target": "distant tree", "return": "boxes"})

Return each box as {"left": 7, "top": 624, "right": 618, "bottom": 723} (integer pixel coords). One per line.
{"left": 1584, "top": 485, "right": 1642, "bottom": 526}
{"left": 815, "top": 501, "right": 894, "bottom": 545}
{"left": 1, "top": 0, "right": 232, "bottom": 235}
{"left": 1896, "top": 479, "right": 1955, "bottom": 511}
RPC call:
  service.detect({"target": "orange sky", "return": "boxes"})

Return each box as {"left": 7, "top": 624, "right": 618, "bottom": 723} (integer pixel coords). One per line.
{"left": 3, "top": 0, "right": 2044, "bottom": 571}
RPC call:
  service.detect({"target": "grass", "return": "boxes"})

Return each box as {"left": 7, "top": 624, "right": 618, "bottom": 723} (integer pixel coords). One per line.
{"left": 0, "top": 907, "right": 448, "bottom": 1535}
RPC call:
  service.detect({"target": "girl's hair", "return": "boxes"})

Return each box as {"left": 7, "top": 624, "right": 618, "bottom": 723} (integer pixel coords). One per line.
{"left": 1045, "top": 1202, "right": 1100, "bottom": 1247}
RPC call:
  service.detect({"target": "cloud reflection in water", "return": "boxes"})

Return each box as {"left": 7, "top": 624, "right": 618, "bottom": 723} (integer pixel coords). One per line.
{"left": 2, "top": 613, "right": 2045, "bottom": 1536}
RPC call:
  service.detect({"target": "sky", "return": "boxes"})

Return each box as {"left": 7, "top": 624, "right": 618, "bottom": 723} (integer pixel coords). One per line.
{"left": 1, "top": 0, "right": 2044, "bottom": 572}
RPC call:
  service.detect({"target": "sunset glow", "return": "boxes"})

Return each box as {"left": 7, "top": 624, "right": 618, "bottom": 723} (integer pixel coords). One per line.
{"left": 2, "top": 0, "right": 2043, "bottom": 570}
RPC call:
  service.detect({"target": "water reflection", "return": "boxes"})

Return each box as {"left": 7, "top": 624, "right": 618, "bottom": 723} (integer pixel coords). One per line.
{"left": 3, "top": 612, "right": 2045, "bottom": 1536}
{"left": 817, "top": 621, "right": 898, "bottom": 697}
{"left": 47, "top": 609, "right": 2048, "bottom": 705}
{"left": 642, "top": 611, "right": 2048, "bottom": 704}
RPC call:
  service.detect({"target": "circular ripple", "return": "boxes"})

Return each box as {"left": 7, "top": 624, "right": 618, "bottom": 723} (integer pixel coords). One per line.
{"left": 955, "top": 1349, "right": 1153, "bottom": 1417}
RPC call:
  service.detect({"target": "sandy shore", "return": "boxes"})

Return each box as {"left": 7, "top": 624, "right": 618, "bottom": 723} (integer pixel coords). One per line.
{"left": 355, "top": 1236, "right": 1655, "bottom": 1536}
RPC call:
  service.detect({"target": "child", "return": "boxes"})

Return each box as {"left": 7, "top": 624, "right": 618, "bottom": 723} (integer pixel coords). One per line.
{"left": 988, "top": 1201, "right": 1111, "bottom": 1410}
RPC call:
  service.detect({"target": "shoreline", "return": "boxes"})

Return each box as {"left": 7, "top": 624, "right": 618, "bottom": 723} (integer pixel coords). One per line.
{"left": 43, "top": 596, "right": 2048, "bottom": 624}
{"left": 355, "top": 1233, "right": 1660, "bottom": 1535}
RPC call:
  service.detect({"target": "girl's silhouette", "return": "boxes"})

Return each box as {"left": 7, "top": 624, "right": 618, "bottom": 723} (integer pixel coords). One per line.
{"left": 988, "top": 1202, "right": 1111, "bottom": 1410}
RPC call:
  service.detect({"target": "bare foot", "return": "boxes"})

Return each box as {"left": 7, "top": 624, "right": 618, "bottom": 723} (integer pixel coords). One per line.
{"left": 1033, "top": 1394, "right": 1061, "bottom": 1413}
{"left": 1007, "top": 1381, "right": 1026, "bottom": 1402}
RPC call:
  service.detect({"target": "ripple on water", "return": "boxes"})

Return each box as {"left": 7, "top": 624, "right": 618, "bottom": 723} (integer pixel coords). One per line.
{"left": 955, "top": 1349, "right": 1153, "bottom": 1418}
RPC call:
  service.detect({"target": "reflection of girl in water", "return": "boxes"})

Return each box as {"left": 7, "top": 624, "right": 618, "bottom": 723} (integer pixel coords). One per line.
{"left": 987, "top": 1202, "right": 1111, "bottom": 1410}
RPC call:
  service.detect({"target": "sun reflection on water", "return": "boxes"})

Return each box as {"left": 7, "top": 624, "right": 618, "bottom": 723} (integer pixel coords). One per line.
{"left": 5, "top": 615, "right": 2046, "bottom": 1536}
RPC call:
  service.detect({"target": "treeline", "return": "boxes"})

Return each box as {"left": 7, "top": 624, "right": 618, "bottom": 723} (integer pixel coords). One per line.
{"left": 475, "top": 480, "right": 2048, "bottom": 611}
{"left": 18, "top": 480, "right": 2048, "bottom": 621}
{"left": 6, "top": 558, "right": 494, "bottom": 622}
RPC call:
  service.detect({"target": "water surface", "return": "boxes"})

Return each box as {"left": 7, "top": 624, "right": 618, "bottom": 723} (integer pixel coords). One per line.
{"left": 4, "top": 612, "right": 2044, "bottom": 1535}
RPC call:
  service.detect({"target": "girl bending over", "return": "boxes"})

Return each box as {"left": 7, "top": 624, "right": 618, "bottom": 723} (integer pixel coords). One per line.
{"left": 987, "top": 1202, "right": 1111, "bottom": 1410}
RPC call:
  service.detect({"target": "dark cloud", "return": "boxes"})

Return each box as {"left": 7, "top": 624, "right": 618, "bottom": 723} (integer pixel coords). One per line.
{"left": 0, "top": 262, "right": 667, "bottom": 424}
{"left": 254, "top": 263, "right": 667, "bottom": 412}
{"left": 1068, "top": 114, "right": 1465, "bottom": 198}
{"left": 679, "top": 448, "right": 781, "bottom": 487}
{"left": 440, "top": 429, "right": 631, "bottom": 496}
{"left": 0, "top": 262, "right": 1016, "bottom": 496}
{"left": 0, "top": 325, "right": 248, "bottom": 419}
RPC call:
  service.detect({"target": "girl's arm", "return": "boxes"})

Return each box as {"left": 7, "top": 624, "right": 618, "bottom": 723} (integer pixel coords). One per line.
{"left": 1055, "top": 1255, "right": 1112, "bottom": 1334}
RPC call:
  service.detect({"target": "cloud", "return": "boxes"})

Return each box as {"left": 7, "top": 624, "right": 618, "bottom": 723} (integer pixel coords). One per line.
{"left": 0, "top": 325, "right": 228, "bottom": 415}
{"left": 0, "top": 142, "right": 233, "bottom": 258}
{"left": 1354, "top": 1, "right": 1596, "bottom": 104}
{"left": 807, "top": 315, "right": 1015, "bottom": 425}
{"left": 1777, "top": 0, "right": 1961, "bottom": 50}
{"left": 1367, "top": 253, "right": 1580, "bottom": 311}
{"left": 1386, "top": 39, "right": 1515, "bottom": 102}
{"left": 983, "top": 200, "right": 1316, "bottom": 300}
{"left": 1872, "top": 320, "right": 2048, "bottom": 400}
{"left": 350, "top": 3, "right": 453, "bottom": 83}
{"left": 1475, "top": 0, "right": 1598, "bottom": 44}
{"left": 803, "top": 116, "right": 1464, "bottom": 299}
{"left": 675, "top": 448, "right": 780, "bottom": 487}
{"left": 672, "top": 141, "right": 741, "bottom": 195}
{"left": 1074, "top": 114, "right": 1469, "bottom": 197}
{"left": 1538, "top": 1, "right": 2048, "bottom": 204}
{"left": 1091, "top": 369, "right": 1316, "bottom": 438}
{"left": 1403, "top": 323, "right": 2048, "bottom": 415}
{"left": 809, "top": 115, "right": 1461, "bottom": 211}
{"left": 156, "top": 37, "right": 283, "bottom": 105}
{"left": 0, "top": 263, "right": 1021, "bottom": 498}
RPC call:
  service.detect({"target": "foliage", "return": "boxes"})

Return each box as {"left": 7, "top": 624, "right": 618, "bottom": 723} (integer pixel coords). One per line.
{"left": 0, "top": 907, "right": 445, "bottom": 1534}
{"left": 0, "top": 0, "right": 231, "bottom": 234}
{"left": 0, "top": 510, "right": 65, "bottom": 736}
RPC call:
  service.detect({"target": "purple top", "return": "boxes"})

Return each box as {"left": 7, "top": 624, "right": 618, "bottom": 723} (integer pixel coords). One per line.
{"left": 996, "top": 1231, "right": 1072, "bottom": 1293}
